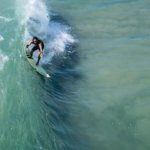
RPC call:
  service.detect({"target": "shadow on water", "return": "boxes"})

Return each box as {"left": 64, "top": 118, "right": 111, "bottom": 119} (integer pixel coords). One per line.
{"left": 37, "top": 13, "right": 90, "bottom": 150}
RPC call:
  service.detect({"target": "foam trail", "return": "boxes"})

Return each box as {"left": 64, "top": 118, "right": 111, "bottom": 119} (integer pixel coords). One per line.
{"left": 0, "top": 35, "right": 4, "bottom": 42}
{"left": 0, "top": 52, "right": 9, "bottom": 71}
{"left": 0, "top": 16, "right": 13, "bottom": 22}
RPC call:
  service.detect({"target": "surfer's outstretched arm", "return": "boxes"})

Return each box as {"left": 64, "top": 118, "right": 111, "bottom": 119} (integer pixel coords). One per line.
{"left": 26, "top": 39, "right": 33, "bottom": 48}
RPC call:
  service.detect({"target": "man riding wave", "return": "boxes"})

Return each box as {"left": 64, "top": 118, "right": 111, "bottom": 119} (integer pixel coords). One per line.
{"left": 26, "top": 36, "right": 44, "bottom": 65}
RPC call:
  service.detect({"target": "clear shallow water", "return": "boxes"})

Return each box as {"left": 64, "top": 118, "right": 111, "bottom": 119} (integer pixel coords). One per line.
{"left": 0, "top": 0, "right": 150, "bottom": 150}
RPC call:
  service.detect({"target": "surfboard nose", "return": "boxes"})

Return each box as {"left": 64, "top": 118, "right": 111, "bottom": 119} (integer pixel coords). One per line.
{"left": 46, "top": 74, "right": 50, "bottom": 78}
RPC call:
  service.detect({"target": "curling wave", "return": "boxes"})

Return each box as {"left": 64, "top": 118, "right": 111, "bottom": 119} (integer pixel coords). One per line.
{"left": 16, "top": 0, "right": 76, "bottom": 65}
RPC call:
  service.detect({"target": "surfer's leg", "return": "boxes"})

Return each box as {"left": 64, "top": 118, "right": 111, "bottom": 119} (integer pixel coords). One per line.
{"left": 36, "top": 55, "right": 41, "bottom": 65}
{"left": 36, "top": 50, "right": 43, "bottom": 65}
{"left": 34, "top": 44, "right": 44, "bottom": 63}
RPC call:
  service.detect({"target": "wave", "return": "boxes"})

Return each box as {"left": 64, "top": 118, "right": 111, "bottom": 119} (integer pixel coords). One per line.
{"left": 16, "top": 0, "right": 76, "bottom": 65}
{"left": 14, "top": 1, "right": 81, "bottom": 149}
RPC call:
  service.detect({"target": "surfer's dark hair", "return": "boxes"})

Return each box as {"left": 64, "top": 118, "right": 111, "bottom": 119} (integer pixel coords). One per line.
{"left": 33, "top": 36, "right": 39, "bottom": 41}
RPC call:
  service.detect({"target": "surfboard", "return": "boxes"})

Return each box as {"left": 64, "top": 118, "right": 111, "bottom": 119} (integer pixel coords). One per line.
{"left": 25, "top": 49, "right": 50, "bottom": 78}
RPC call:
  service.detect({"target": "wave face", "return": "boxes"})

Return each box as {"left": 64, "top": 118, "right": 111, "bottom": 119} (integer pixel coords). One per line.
{"left": 0, "top": 0, "right": 84, "bottom": 150}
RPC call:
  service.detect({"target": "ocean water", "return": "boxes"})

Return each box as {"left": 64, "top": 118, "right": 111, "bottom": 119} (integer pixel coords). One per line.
{"left": 0, "top": 0, "right": 150, "bottom": 150}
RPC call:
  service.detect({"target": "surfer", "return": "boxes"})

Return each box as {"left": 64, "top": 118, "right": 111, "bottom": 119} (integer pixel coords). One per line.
{"left": 26, "top": 36, "right": 44, "bottom": 65}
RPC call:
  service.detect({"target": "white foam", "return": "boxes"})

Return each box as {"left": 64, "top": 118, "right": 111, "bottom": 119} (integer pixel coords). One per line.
{"left": 16, "top": 0, "right": 49, "bottom": 37}
{"left": 0, "top": 35, "right": 4, "bottom": 42}
{"left": 47, "top": 22, "right": 75, "bottom": 53}
{"left": 0, "top": 53, "right": 9, "bottom": 71}
{"left": 0, "top": 16, "right": 13, "bottom": 22}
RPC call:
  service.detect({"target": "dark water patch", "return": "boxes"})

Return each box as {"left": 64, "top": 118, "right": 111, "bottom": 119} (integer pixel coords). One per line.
{"left": 39, "top": 75, "right": 89, "bottom": 150}
{"left": 49, "top": 11, "right": 77, "bottom": 40}
{"left": 50, "top": 12, "right": 68, "bottom": 26}
{"left": 34, "top": 13, "right": 89, "bottom": 150}
{"left": 38, "top": 46, "right": 89, "bottom": 150}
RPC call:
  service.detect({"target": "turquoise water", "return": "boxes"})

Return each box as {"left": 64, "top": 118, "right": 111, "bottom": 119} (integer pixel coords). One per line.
{"left": 0, "top": 0, "right": 150, "bottom": 149}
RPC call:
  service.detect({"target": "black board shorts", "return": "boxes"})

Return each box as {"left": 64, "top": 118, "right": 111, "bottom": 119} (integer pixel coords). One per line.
{"left": 31, "top": 43, "right": 44, "bottom": 52}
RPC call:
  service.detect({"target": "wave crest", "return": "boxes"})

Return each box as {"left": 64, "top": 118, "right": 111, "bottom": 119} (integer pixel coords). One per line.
{"left": 16, "top": 0, "right": 76, "bottom": 64}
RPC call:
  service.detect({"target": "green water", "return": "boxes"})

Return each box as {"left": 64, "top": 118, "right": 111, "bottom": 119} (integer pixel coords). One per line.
{"left": 49, "top": 0, "right": 150, "bottom": 149}
{"left": 0, "top": 0, "right": 150, "bottom": 150}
